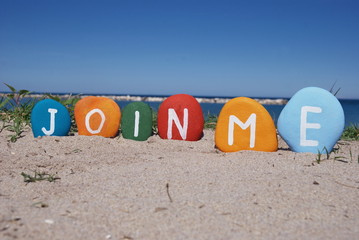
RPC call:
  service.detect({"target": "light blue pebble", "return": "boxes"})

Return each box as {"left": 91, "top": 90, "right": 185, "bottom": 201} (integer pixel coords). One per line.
{"left": 277, "top": 87, "right": 345, "bottom": 153}
{"left": 31, "top": 99, "right": 71, "bottom": 137}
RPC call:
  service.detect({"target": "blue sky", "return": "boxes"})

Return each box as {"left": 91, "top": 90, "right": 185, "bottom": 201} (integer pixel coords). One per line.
{"left": 0, "top": 0, "right": 358, "bottom": 99}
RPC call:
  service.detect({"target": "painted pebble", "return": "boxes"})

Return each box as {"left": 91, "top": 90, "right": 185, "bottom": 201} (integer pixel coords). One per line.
{"left": 157, "top": 94, "right": 204, "bottom": 141}
{"left": 215, "top": 97, "right": 278, "bottom": 152}
{"left": 31, "top": 99, "right": 71, "bottom": 137}
{"left": 277, "top": 87, "right": 345, "bottom": 153}
{"left": 121, "top": 102, "right": 153, "bottom": 141}
{"left": 74, "top": 96, "right": 121, "bottom": 137}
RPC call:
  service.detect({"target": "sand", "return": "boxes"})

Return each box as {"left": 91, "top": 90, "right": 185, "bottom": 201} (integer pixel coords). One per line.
{"left": 1, "top": 128, "right": 359, "bottom": 240}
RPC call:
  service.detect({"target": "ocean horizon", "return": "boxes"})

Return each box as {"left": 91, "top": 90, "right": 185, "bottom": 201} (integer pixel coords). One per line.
{"left": 10, "top": 91, "right": 359, "bottom": 101}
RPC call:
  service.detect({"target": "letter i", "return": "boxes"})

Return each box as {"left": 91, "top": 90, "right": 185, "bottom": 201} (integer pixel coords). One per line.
{"left": 134, "top": 111, "right": 140, "bottom": 137}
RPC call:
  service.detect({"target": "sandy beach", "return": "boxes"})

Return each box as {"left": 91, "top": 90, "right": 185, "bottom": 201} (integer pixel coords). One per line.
{"left": 1, "top": 128, "right": 359, "bottom": 240}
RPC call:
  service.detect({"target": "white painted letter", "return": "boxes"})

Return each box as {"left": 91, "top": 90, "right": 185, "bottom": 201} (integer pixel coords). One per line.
{"left": 300, "top": 106, "right": 322, "bottom": 146}
{"left": 167, "top": 108, "right": 188, "bottom": 140}
{"left": 134, "top": 110, "right": 140, "bottom": 137}
{"left": 85, "top": 108, "right": 106, "bottom": 134}
{"left": 41, "top": 108, "right": 58, "bottom": 136}
{"left": 228, "top": 114, "right": 256, "bottom": 148}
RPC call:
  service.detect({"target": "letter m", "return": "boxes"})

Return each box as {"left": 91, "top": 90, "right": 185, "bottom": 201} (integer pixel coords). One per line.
{"left": 228, "top": 114, "right": 256, "bottom": 148}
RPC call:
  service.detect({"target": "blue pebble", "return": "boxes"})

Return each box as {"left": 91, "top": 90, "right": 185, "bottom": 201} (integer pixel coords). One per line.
{"left": 31, "top": 99, "right": 71, "bottom": 137}
{"left": 277, "top": 87, "right": 345, "bottom": 153}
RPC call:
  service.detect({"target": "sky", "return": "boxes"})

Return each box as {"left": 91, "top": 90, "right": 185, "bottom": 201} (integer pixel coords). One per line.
{"left": 0, "top": 0, "right": 358, "bottom": 99}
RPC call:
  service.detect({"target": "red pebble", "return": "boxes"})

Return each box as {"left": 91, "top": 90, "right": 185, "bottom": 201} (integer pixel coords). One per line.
{"left": 158, "top": 94, "right": 204, "bottom": 141}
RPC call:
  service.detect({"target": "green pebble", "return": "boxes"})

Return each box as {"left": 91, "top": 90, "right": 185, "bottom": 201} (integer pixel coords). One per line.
{"left": 121, "top": 102, "right": 153, "bottom": 141}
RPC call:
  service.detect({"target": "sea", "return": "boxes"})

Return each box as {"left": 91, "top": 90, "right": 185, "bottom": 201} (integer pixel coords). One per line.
{"left": 116, "top": 98, "right": 359, "bottom": 127}
{"left": 3, "top": 93, "right": 359, "bottom": 127}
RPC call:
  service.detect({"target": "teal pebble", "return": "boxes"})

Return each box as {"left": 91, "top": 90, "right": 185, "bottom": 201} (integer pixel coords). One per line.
{"left": 31, "top": 99, "right": 71, "bottom": 137}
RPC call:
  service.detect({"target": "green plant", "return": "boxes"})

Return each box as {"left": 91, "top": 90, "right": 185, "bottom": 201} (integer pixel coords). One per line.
{"left": 323, "top": 147, "right": 330, "bottom": 160}
{"left": 0, "top": 83, "right": 36, "bottom": 142}
{"left": 334, "top": 156, "right": 348, "bottom": 163}
{"left": 152, "top": 110, "right": 158, "bottom": 135}
{"left": 315, "top": 145, "right": 349, "bottom": 163}
{"left": 7, "top": 118, "right": 25, "bottom": 142}
{"left": 341, "top": 124, "right": 359, "bottom": 141}
{"left": 204, "top": 114, "right": 218, "bottom": 130}
{"left": 329, "top": 81, "right": 341, "bottom": 96}
{"left": 316, "top": 150, "right": 322, "bottom": 164}
{"left": 21, "top": 171, "right": 60, "bottom": 183}
{"left": 0, "top": 94, "right": 10, "bottom": 109}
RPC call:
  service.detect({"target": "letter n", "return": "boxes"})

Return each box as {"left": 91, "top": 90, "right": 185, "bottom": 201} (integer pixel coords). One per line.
{"left": 167, "top": 108, "right": 188, "bottom": 140}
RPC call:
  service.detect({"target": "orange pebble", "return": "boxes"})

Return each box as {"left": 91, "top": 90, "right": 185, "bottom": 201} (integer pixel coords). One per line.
{"left": 215, "top": 97, "right": 277, "bottom": 152}
{"left": 74, "top": 96, "right": 121, "bottom": 137}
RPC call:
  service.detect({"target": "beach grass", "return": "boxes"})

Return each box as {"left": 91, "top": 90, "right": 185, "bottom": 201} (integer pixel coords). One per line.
{"left": 0, "top": 83, "right": 35, "bottom": 142}
{"left": 341, "top": 124, "right": 359, "bottom": 141}
{"left": 204, "top": 114, "right": 218, "bottom": 130}
{"left": 21, "top": 171, "right": 60, "bottom": 183}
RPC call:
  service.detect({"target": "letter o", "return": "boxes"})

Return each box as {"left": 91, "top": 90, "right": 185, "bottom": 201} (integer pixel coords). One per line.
{"left": 85, "top": 108, "right": 106, "bottom": 134}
